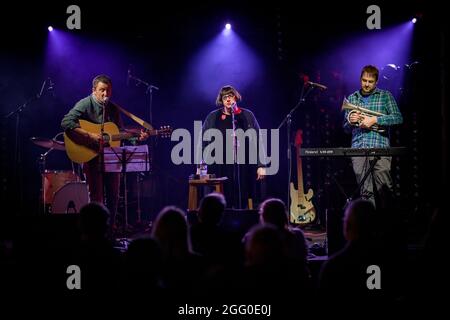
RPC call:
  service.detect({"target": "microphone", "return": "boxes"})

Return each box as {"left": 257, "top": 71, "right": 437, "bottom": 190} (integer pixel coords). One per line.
{"left": 47, "top": 78, "right": 54, "bottom": 90}
{"left": 307, "top": 81, "right": 328, "bottom": 90}
{"left": 103, "top": 96, "right": 110, "bottom": 105}
{"left": 47, "top": 77, "right": 55, "bottom": 97}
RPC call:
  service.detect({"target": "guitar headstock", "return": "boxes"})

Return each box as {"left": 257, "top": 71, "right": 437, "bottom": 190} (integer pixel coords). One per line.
{"left": 294, "top": 129, "right": 303, "bottom": 147}
{"left": 156, "top": 125, "right": 172, "bottom": 138}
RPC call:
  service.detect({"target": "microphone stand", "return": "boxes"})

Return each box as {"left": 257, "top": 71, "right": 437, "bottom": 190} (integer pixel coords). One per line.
{"left": 230, "top": 105, "right": 242, "bottom": 209}
{"left": 277, "top": 84, "right": 314, "bottom": 224}
{"left": 99, "top": 98, "right": 107, "bottom": 216}
{"left": 128, "top": 74, "right": 159, "bottom": 125}
{"left": 129, "top": 73, "right": 159, "bottom": 220}
{"left": 38, "top": 147, "right": 54, "bottom": 214}
{"left": 4, "top": 78, "right": 48, "bottom": 213}
{"left": 37, "top": 132, "right": 65, "bottom": 214}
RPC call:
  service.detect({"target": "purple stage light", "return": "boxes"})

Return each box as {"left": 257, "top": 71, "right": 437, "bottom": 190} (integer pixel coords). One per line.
{"left": 183, "top": 25, "right": 263, "bottom": 103}
{"left": 225, "top": 23, "right": 231, "bottom": 30}
{"left": 48, "top": 26, "right": 53, "bottom": 32}
{"left": 412, "top": 18, "right": 417, "bottom": 24}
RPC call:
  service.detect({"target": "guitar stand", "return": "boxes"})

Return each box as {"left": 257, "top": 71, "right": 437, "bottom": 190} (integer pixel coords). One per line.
{"left": 103, "top": 145, "right": 150, "bottom": 236}
{"left": 345, "top": 156, "right": 380, "bottom": 207}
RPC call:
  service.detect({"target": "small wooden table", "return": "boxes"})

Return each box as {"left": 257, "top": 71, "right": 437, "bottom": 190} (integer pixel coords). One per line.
{"left": 188, "top": 177, "right": 228, "bottom": 210}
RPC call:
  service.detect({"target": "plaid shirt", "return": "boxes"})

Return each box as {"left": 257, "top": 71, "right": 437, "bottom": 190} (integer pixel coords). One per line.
{"left": 343, "top": 88, "right": 403, "bottom": 148}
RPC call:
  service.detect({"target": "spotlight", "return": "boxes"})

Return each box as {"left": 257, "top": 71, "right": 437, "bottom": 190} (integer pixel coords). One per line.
{"left": 412, "top": 18, "right": 417, "bottom": 24}
{"left": 48, "top": 26, "right": 54, "bottom": 32}
{"left": 225, "top": 23, "right": 231, "bottom": 30}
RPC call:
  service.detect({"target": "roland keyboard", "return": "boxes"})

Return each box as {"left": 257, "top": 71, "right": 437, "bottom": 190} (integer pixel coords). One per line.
{"left": 300, "top": 147, "right": 408, "bottom": 157}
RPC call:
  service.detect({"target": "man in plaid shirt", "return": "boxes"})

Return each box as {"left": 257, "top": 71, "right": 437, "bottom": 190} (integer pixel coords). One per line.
{"left": 343, "top": 65, "right": 403, "bottom": 209}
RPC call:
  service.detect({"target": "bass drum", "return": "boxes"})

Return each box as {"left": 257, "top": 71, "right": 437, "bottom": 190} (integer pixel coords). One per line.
{"left": 51, "top": 182, "right": 89, "bottom": 214}
{"left": 43, "top": 170, "right": 79, "bottom": 204}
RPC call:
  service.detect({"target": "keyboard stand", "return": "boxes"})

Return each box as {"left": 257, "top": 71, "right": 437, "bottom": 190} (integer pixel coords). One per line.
{"left": 346, "top": 155, "right": 380, "bottom": 207}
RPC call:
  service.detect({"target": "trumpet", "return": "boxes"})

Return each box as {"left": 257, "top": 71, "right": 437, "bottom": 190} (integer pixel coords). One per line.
{"left": 341, "top": 98, "right": 385, "bottom": 133}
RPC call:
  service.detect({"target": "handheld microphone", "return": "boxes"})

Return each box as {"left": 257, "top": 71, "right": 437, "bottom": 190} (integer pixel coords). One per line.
{"left": 307, "top": 81, "right": 328, "bottom": 90}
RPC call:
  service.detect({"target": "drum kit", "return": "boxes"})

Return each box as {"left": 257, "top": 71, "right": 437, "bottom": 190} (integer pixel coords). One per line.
{"left": 30, "top": 133, "right": 89, "bottom": 214}
{"left": 30, "top": 132, "right": 151, "bottom": 231}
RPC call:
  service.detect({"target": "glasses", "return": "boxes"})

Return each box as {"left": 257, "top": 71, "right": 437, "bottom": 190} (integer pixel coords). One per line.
{"left": 222, "top": 94, "right": 235, "bottom": 100}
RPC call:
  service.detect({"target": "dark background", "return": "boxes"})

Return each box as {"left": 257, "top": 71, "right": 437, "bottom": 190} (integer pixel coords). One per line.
{"left": 0, "top": 1, "right": 447, "bottom": 240}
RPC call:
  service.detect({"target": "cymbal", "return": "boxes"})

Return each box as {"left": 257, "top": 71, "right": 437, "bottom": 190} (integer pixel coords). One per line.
{"left": 30, "top": 137, "right": 65, "bottom": 151}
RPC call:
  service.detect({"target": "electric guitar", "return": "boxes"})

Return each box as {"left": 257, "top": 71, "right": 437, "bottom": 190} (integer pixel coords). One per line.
{"left": 290, "top": 129, "right": 316, "bottom": 224}
{"left": 64, "top": 119, "right": 172, "bottom": 163}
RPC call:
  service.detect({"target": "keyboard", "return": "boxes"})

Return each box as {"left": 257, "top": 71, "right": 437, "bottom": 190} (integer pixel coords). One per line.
{"left": 299, "top": 147, "right": 408, "bottom": 157}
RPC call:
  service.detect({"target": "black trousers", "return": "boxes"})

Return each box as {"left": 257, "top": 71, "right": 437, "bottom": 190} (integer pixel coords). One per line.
{"left": 83, "top": 156, "right": 120, "bottom": 224}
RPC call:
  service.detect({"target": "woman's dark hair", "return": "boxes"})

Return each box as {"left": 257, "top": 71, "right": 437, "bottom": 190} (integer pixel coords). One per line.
{"left": 259, "top": 198, "right": 288, "bottom": 229}
{"left": 215, "top": 85, "right": 242, "bottom": 106}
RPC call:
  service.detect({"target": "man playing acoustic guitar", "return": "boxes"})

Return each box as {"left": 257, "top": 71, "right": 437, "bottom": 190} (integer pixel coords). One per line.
{"left": 61, "top": 74, "right": 149, "bottom": 229}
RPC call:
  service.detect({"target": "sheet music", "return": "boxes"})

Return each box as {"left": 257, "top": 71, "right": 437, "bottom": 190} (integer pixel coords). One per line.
{"left": 103, "top": 145, "right": 150, "bottom": 172}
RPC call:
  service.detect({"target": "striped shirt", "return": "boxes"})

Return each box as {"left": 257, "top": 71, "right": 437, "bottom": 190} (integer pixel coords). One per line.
{"left": 343, "top": 88, "right": 403, "bottom": 148}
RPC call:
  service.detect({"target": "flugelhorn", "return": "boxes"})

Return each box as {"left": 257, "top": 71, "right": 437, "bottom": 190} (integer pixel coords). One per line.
{"left": 341, "top": 98, "right": 385, "bottom": 133}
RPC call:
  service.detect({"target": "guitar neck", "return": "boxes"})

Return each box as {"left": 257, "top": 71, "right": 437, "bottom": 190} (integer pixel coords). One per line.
{"left": 111, "top": 129, "right": 157, "bottom": 141}
{"left": 296, "top": 146, "right": 305, "bottom": 195}
{"left": 111, "top": 132, "right": 137, "bottom": 141}
{"left": 66, "top": 120, "right": 171, "bottom": 164}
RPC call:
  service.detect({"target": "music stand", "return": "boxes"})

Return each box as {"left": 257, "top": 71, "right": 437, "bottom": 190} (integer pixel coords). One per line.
{"left": 103, "top": 145, "right": 150, "bottom": 231}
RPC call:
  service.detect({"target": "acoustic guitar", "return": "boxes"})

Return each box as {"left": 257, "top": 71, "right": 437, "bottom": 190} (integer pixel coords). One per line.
{"left": 289, "top": 129, "right": 316, "bottom": 224}
{"left": 64, "top": 119, "right": 171, "bottom": 163}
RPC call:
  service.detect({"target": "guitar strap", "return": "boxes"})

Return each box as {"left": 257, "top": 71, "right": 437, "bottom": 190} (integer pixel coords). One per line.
{"left": 113, "top": 102, "right": 154, "bottom": 130}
